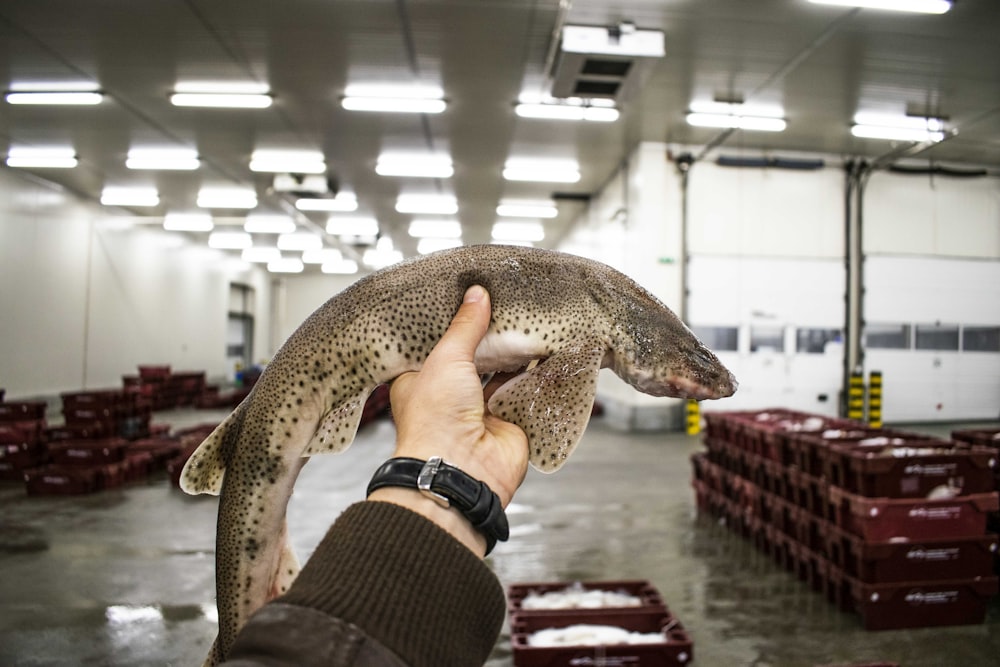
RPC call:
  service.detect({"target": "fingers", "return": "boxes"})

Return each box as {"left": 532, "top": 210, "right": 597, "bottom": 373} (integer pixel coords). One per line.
{"left": 427, "top": 285, "right": 491, "bottom": 365}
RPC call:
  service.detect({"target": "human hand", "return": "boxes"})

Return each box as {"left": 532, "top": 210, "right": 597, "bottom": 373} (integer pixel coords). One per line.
{"left": 368, "top": 285, "right": 529, "bottom": 554}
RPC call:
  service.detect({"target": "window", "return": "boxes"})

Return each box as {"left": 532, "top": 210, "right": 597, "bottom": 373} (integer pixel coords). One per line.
{"left": 915, "top": 323, "right": 959, "bottom": 351}
{"left": 866, "top": 324, "right": 911, "bottom": 350}
{"left": 750, "top": 326, "right": 784, "bottom": 353}
{"left": 691, "top": 326, "right": 739, "bottom": 352}
{"left": 796, "top": 328, "right": 842, "bottom": 354}
{"left": 962, "top": 326, "right": 1000, "bottom": 352}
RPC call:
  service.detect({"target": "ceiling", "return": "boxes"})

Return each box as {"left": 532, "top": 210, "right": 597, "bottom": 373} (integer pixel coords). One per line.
{"left": 1, "top": 0, "right": 998, "bottom": 270}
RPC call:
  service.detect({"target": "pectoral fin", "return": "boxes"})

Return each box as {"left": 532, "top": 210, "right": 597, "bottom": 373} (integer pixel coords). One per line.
{"left": 304, "top": 385, "right": 377, "bottom": 455}
{"left": 180, "top": 406, "right": 244, "bottom": 495}
{"left": 487, "top": 338, "right": 605, "bottom": 473}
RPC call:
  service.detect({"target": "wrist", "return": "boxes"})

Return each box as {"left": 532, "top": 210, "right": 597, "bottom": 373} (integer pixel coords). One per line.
{"left": 366, "top": 487, "right": 488, "bottom": 556}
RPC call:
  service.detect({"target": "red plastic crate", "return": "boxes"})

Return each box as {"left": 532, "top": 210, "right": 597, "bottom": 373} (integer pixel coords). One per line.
{"left": 827, "top": 487, "right": 999, "bottom": 541}
{"left": 0, "top": 401, "right": 47, "bottom": 421}
{"left": 788, "top": 428, "right": 913, "bottom": 477}
{"left": 0, "top": 419, "right": 46, "bottom": 445}
{"left": 951, "top": 428, "right": 1000, "bottom": 449}
{"left": 511, "top": 609, "right": 693, "bottom": 666}
{"left": 24, "top": 465, "right": 101, "bottom": 495}
{"left": 825, "top": 440, "right": 996, "bottom": 498}
{"left": 47, "top": 422, "right": 111, "bottom": 441}
{"left": 507, "top": 580, "right": 667, "bottom": 618}
{"left": 847, "top": 575, "right": 998, "bottom": 631}
{"left": 824, "top": 522, "right": 998, "bottom": 583}
{"left": 0, "top": 441, "right": 48, "bottom": 469}
{"left": 48, "top": 438, "right": 128, "bottom": 466}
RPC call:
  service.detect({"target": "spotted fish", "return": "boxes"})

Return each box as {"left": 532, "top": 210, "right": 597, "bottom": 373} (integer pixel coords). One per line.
{"left": 180, "top": 244, "right": 737, "bottom": 665}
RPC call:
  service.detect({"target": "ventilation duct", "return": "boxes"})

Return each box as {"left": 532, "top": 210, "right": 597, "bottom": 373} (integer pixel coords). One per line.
{"left": 549, "top": 24, "right": 665, "bottom": 102}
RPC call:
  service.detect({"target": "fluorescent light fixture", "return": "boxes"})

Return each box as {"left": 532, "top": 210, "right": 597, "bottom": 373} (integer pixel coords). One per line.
{"left": 342, "top": 83, "right": 446, "bottom": 113}
{"left": 503, "top": 159, "right": 581, "bottom": 183}
{"left": 850, "top": 112, "right": 946, "bottom": 142}
{"left": 395, "top": 194, "right": 458, "bottom": 215}
{"left": 686, "top": 112, "right": 787, "bottom": 132}
{"left": 197, "top": 187, "right": 258, "bottom": 209}
{"left": 326, "top": 216, "right": 379, "bottom": 237}
{"left": 491, "top": 221, "right": 545, "bottom": 243}
{"left": 408, "top": 219, "right": 462, "bottom": 238}
{"left": 375, "top": 153, "right": 454, "bottom": 178}
{"left": 126, "top": 147, "right": 199, "bottom": 170}
{"left": 277, "top": 232, "right": 323, "bottom": 251}
{"left": 295, "top": 193, "right": 358, "bottom": 212}
{"left": 244, "top": 214, "right": 297, "bottom": 234}
{"left": 302, "top": 248, "right": 343, "bottom": 264}
{"left": 163, "top": 213, "right": 213, "bottom": 232}
{"left": 322, "top": 259, "right": 359, "bottom": 274}
{"left": 6, "top": 147, "right": 78, "bottom": 168}
{"left": 100, "top": 186, "right": 160, "bottom": 207}
{"left": 6, "top": 91, "right": 103, "bottom": 105}
{"left": 242, "top": 247, "right": 282, "bottom": 263}
{"left": 208, "top": 231, "right": 253, "bottom": 249}
{"left": 807, "top": 0, "right": 951, "bottom": 14}
{"left": 268, "top": 258, "right": 304, "bottom": 273}
{"left": 417, "top": 238, "right": 462, "bottom": 254}
{"left": 171, "top": 82, "right": 272, "bottom": 108}
{"left": 249, "top": 149, "right": 326, "bottom": 174}
{"left": 495, "top": 201, "right": 558, "bottom": 219}
{"left": 363, "top": 247, "right": 404, "bottom": 269}
{"left": 515, "top": 103, "right": 619, "bottom": 122}
{"left": 9, "top": 81, "right": 100, "bottom": 92}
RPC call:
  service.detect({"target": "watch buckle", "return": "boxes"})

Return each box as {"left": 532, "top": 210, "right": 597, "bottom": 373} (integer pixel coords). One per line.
{"left": 418, "top": 456, "right": 451, "bottom": 508}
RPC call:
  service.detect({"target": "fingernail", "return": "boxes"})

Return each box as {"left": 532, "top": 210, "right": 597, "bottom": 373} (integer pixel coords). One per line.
{"left": 464, "top": 285, "right": 486, "bottom": 303}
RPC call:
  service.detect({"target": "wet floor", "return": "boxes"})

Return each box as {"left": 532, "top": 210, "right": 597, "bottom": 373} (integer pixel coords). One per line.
{"left": 1, "top": 409, "right": 997, "bottom": 666}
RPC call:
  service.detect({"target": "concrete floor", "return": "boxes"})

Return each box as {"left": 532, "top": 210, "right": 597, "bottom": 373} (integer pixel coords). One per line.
{"left": 1, "top": 408, "right": 997, "bottom": 667}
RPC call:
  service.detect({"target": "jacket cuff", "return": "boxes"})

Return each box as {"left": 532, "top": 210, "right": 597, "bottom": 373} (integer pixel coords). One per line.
{"left": 277, "top": 501, "right": 505, "bottom": 667}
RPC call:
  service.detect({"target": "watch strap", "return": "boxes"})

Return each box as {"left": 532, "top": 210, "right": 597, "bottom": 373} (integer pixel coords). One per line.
{"left": 366, "top": 457, "right": 510, "bottom": 555}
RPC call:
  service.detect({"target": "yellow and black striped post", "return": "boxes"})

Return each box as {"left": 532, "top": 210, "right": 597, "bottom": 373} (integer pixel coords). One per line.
{"left": 868, "top": 370, "right": 883, "bottom": 428}
{"left": 848, "top": 370, "right": 865, "bottom": 422}
{"left": 686, "top": 399, "right": 701, "bottom": 436}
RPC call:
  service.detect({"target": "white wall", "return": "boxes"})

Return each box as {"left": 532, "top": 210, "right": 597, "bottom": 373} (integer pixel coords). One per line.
{"left": 0, "top": 169, "right": 271, "bottom": 398}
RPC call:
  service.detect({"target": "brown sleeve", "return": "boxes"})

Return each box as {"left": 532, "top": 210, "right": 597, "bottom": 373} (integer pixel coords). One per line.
{"left": 229, "top": 501, "right": 506, "bottom": 667}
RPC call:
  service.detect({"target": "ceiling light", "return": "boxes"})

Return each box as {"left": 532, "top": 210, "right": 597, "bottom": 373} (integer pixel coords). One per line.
{"left": 208, "top": 231, "right": 253, "bottom": 249}
{"left": 850, "top": 112, "right": 946, "bottom": 142}
{"left": 242, "top": 247, "right": 281, "bottom": 263}
{"left": 806, "top": 0, "right": 951, "bottom": 14}
{"left": 503, "top": 159, "right": 581, "bottom": 183}
{"left": 514, "top": 103, "right": 619, "bottom": 122}
{"left": 244, "top": 214, "right": 297, "bottom": 234}
{"left": 100, "top": 186, "right": 160, "bottom": 207}
{"left": 302, "top": 248, "right": 343, "bottom": 264}
{"left": 342, "top": 83, "right": 446, "bottom": 113}
{"left": 363, "top": 248, "right": 404, "bottom": 269}
{"left": 326, "top": 216, "right": 379, "bottom": 237}
{"left": 407, "top": 219, "right": 462, "bottom": 238}
{"left": 6, "top": 147, "right": 78, "bottom": 168}
{"left": 295, "top": 193, "right": 358, "bottom": 212}
{"left": 268, "top": 258, "right": 304, "bottom": 273}
{"left": 249, "top": 149, "right": 326, "bottom": 174}
{"left": 171, "top": 82, "right": 272, "bottom": 108}
{"left": 496, "top": 201, "right": 558, "bottom": 218}
{"left": 126, "top": 147, "right": 200, "bottom": 170}
{"left": 163, "top": 213, "right": 213, "bottom": 232}
{"left": 491, "top": 221, "right": 545, "bottom": 243}
{"left": 322, "top": 259, "right": 359, "bottom": 274}
{"left": 277, "top": 232, "right": 323, "bottom": 251}
{"left": 417, "top": 238, "right": 463, "bottom": 254}
{"left": 375, "top": 153, "right": 454, "bottom": 178}
{"left": 686, "top": 112, "right": 787, "bottom": 132}
{"left": 395, "top": 194, "right": 458, "bottom": 215}
{"left": 6, "top": 82, "right": 102, "bottom": 105}
{"left": 197, "top": 187, "right": 258, "bottom": 209}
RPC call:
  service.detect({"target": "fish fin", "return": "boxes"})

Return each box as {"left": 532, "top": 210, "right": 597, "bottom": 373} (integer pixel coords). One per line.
{"left": 269, "top": 522, "right": 301, "bottom": 598}
{"left": 180, "top": 406, "right": 244, "bottom": 496}
{"left": 303, "top": 385, "right": 377, "bottom": 456}
{"left": 487, "top": 338, "right": 605, "bottom": 474}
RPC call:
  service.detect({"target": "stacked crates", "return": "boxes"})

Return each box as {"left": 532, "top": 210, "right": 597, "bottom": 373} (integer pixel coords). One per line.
{"left": 692, "top": 408, "right": 998, "bottom": 631}
{"left": 0, "top": 400, "right": 49, "bottom": 481}
{"left": 122, "top": 366, "right": 208, "bottom": 410}
{"left": 507, "top": 580, "right": 693, "bottom": 666}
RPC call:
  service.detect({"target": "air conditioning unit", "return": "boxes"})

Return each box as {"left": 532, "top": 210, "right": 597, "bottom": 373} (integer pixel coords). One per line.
{"left": 549, "top": 24, "right": 665, "bottom": 102}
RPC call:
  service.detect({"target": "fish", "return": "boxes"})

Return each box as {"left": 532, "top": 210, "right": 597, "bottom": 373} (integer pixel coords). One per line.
{"left": 180, "top": 244, "right": 737, "bottom": 665}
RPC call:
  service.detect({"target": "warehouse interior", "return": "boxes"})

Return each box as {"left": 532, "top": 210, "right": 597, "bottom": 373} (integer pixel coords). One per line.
{"left": 1, "top": 1, "right": 999, "bottom": 666}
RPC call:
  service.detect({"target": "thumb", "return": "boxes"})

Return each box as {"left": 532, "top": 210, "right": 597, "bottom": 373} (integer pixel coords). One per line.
{"left": 430, "top": 285, "right": 491, "bottom": 365}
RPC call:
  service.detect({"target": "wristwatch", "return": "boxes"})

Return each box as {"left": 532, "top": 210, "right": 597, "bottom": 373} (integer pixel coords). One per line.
{"left": 366, "top": 456, "right": 510, "bottom": 555}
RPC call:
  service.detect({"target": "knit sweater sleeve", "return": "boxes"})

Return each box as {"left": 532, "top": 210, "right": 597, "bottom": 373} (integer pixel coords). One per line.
{"left": 224, "top": 501, "right": 506, "bottom": 667}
